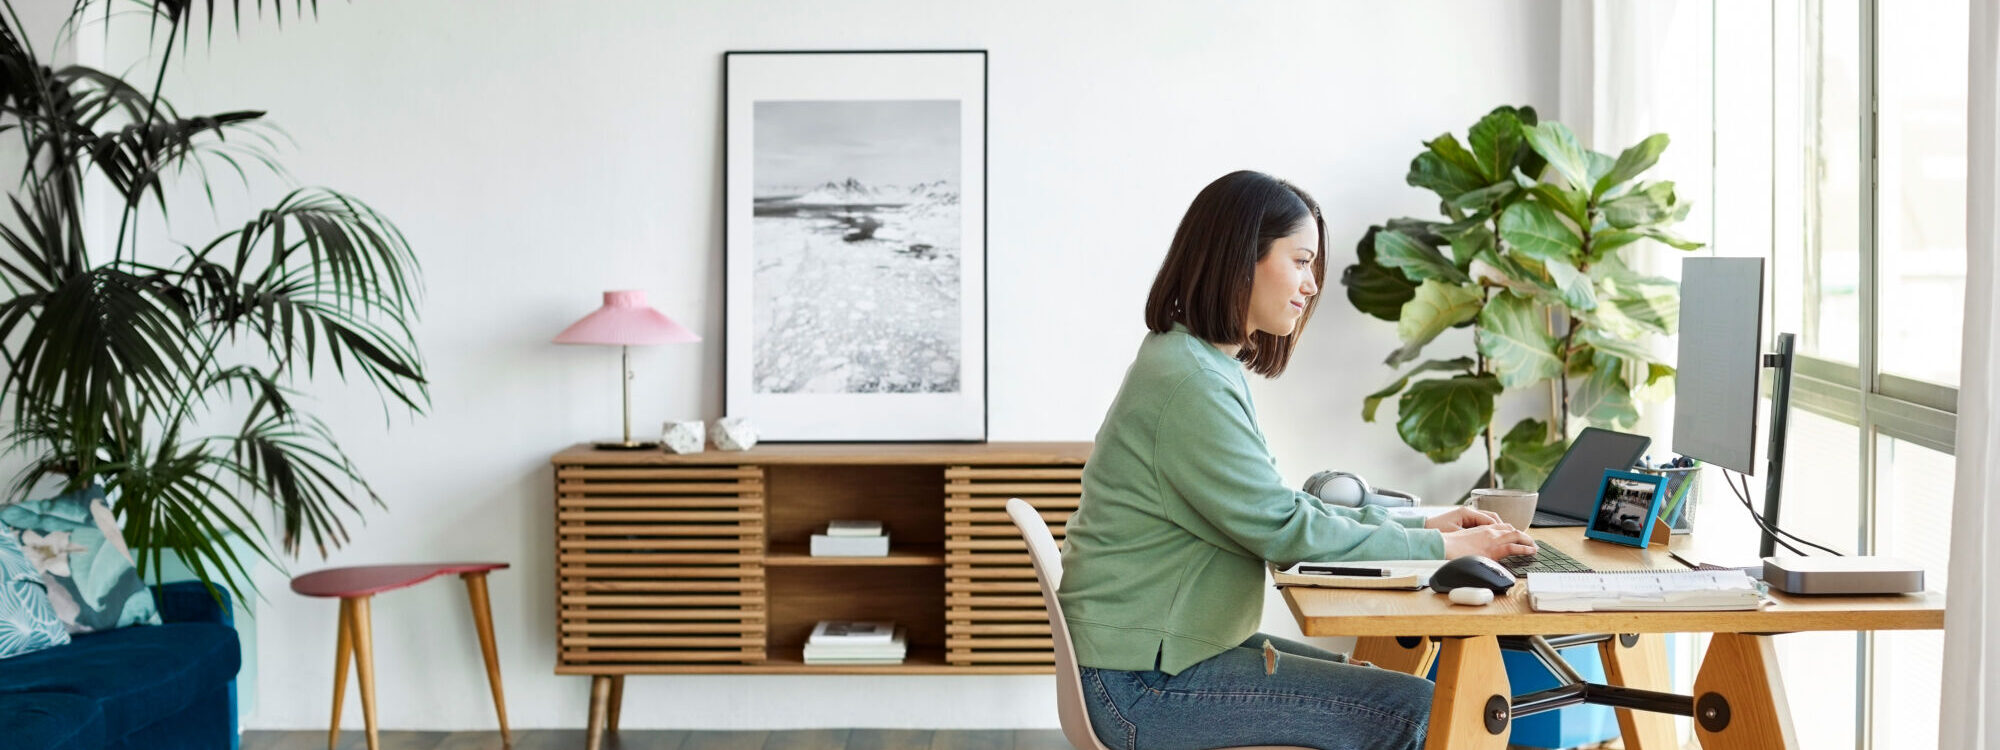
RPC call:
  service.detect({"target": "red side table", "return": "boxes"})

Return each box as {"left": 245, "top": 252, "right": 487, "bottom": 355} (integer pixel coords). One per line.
{"left": 292, "top": 562, "right": 512, "bottom": 750}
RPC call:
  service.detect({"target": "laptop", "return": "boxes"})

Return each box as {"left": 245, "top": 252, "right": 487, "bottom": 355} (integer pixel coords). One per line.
{"left": 1528, "top": 427, "right": 1652, "bottom": 527}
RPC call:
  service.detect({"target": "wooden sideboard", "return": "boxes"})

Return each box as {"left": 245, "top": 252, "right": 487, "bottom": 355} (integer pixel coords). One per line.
{"left": 551, "top": 442, "right": 1090, "bottom": 738}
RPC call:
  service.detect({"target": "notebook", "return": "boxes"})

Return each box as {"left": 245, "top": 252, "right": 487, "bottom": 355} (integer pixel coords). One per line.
{"left": 1526, "top": 570, "right": 1769, "bottom": 612}
{"left": 1272, "top": 560, "right": 1448, "bottom": 591}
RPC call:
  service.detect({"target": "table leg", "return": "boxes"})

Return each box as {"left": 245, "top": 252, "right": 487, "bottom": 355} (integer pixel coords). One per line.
{"left": 1693, "top": 633, "right": 1798, "bottom": 749}
{"left": 349, "top": 595, "right": 380, "bottom": 750}
{"left": 1598, "top": 633, "right": 1678, "bottom": 750}
{"left": 460, "top": 572, "right": 512, "bottom": 745}
{"left": 1354, "top": 636, "right": 1438, "bottom": 676}
{"left": 328, "top": 598, "right": 353, "bottom": 750}
{"left": 586, "top": 675, "right": 612, "bottom": 750}
{"left": 1424, "top": 635, "right": 1511, "bottom": 750}
{"left": 607, "top": 675, "right": 625, "bottom": 732}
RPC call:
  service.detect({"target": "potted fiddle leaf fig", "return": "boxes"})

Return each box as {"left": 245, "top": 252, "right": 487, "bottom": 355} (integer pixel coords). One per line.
{"left": 1342, "top": 105, "right": 1697, "bottom": 492}
{"left": 0, "top": 1, "right": 427, "bottom": 598}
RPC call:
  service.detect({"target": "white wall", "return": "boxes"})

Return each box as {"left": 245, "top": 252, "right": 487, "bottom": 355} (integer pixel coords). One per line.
{"left": 93, "top": 0, "right": 1560, "bottom": 730}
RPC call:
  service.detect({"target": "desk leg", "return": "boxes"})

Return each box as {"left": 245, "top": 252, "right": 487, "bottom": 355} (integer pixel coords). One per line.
{"left": 1693, "top": 633, "right": 1798, "bottom": 750}
{"left": 1424, "top": 635, "right": 1510, "bottom": 750}
{"left": 1598, "top": 633, "right": 1678, "bottom": 750}
{"left": 1354, "top": 636, "right": 1438, "bottom": 677}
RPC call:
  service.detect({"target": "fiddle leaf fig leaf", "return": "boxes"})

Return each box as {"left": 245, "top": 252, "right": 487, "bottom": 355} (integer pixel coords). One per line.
{"left": 1594, "top": 133, "right": 1671, "bottom": 198}
{"left": 1542, "top": 257, "right": 1598, "bottom": 311}
{"left": 1498, "top": 201, "right": 1582, "bottom": 265}
{"left": 1476, "top": 292, "right": 1563, "bottom": 388}
{"left": 1522, "top": 121, "right": 1591, "bottom": 192}
{"left": 1362, "top": 357, "right": 1476, "bottom": 422}
{"left": 1495, "top": 418, "right": 1566, "bottom": 491}
{"left": 1397, "top": 374, "right": 1503, "bottom": 463}
{"left": 1409, "top": 134, "right": 1488, "bottom": 201}
{"left": 1343, "top": 226, "right": 1420, "bottom": 321}
{"left": 1375, "top": 229, "right": 1470, "bottom": 284}
{"left": 1570, "top": 365, "right": 1640, "bottom": 428}
{"left": 1468, "top": 107, "right": 1529, "bottom": 183}
{"left": 1388, "top": 279, "right": 1483, "bottom": 366}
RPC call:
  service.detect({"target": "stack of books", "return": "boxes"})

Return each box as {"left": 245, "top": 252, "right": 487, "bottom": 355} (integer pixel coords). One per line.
{"left": 810, "top": 519, "right": 888, "bottom": 557}
{"left": 803, "top": 620, "right": 906, "bottom": 665}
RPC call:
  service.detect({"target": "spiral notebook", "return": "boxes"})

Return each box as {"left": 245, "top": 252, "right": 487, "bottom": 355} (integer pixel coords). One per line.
{"left": 1527, "top": 569, "right": 1769, "bottom": 612}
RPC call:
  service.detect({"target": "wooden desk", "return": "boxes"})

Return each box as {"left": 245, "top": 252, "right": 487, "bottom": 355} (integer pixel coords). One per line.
{"left": 1280, "top": 527, "right": 1944, "bottom": 750}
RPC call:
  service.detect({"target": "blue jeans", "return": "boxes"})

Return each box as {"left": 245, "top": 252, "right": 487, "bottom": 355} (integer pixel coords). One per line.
{"left": 1078, "top": 633, "right": 1432, "bottom": 750}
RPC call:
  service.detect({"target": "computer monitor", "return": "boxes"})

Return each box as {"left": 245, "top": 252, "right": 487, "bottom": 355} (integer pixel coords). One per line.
{"left": 1673, "top": 258, "right": 1765, "bottom": 475}
{"left": 1672, "top": 257, "right": 1797, "bottom": 557}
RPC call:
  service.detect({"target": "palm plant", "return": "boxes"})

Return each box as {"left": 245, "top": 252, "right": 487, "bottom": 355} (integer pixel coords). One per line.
{"left": 0, "top": 1, "right": 427, "bottom": 597}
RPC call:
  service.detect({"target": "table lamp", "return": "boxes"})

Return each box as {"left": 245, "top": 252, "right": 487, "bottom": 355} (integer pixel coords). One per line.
{"left": 555, "top": 290, "right": 700, "bottom": 449}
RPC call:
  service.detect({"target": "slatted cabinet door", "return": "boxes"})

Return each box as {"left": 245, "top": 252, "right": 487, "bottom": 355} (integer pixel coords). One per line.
{"left": 943, "top": 465, "right": 1084, "bottom": 668}
{"left": 555, "top": 465, "right": 768, "bottom": 668}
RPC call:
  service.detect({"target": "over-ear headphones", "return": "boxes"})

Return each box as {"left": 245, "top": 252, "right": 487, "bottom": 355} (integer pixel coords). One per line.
{"left": 1302, "top": 470, "right": 1420, "bottom": 508}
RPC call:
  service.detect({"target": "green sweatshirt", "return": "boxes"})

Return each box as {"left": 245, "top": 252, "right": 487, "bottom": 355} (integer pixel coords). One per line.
{"left": 1057, "top": 324, "right": 1446, "bottom": 675}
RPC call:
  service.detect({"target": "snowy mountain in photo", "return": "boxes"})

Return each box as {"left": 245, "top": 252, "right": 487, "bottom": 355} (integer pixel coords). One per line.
{"left": 789, "top": 178, "right": 958, "bottom": 206}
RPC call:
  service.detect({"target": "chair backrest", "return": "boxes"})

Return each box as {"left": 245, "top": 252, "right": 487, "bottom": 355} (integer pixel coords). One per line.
{"left": 1007, "top": 497, "right": 1107, "bottom": 750}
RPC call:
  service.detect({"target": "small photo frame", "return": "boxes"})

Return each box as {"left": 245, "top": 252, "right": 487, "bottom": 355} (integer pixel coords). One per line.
{"left": 1586, "top": 469, "right": 1668, "bottom": 548}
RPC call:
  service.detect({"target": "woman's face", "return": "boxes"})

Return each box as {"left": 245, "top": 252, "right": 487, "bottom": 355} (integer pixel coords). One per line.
{"left": 1245, "top": 221, "right": 1321, "bottom": 339}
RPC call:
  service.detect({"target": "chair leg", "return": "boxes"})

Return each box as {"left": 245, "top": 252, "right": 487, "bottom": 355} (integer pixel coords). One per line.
{"left": 586, "top": 676, "right": 612, "bottom": 750}
{"left": 329, "top": 598, "right": 353, "bottom": 750}
{"left": 350, "top": 595, "right": 380, "bottom": 750}
{"left": 461, "top": 572, "right": 512, "bottom": 745}
{"left": 607, "top": 675, "right": 625, "bottom": 732}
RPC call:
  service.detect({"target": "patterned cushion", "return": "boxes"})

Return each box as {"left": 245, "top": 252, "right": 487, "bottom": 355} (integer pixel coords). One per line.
{"left": 0, "top": 486, "right": 160, "bottom": 634}
{"left": 0, "top": 531, "right": 71, "bottom": 659}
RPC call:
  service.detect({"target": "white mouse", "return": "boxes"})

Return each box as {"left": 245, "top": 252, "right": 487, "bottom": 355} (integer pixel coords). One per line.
{"left": 1448, "top": 586, "right": 1496, "bottom": 606}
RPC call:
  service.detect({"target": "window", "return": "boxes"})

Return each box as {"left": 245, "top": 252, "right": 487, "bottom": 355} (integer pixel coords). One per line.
{"left": 1715, "top": 1, "right": 1961, "bottom": 746}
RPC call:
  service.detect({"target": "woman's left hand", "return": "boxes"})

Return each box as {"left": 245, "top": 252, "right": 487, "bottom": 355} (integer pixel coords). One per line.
{"left": 1423, "top": 506, "right": 1506, "bottom": 533}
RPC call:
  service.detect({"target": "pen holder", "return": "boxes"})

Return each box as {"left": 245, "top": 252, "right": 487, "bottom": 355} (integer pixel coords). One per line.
{"left": 1635, "top": 464, "right": 1701, "bottom": 533}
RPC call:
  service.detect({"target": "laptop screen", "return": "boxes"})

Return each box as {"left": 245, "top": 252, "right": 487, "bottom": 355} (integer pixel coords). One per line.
{"left": 1536, "top": 428, "right": 1652, "bottom": 522}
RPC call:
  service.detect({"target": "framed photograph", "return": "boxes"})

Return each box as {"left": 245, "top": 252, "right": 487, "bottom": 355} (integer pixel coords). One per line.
{"left": 1586, "top": 469, "right": 1669, "bottom": 548}
{"left": 724, "top": 50, "right": 988, "bottom": 441}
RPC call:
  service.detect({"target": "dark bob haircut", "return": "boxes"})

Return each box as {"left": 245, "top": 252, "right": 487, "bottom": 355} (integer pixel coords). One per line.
{"left": 1144, "top": 170, "right": 1328, "bottom": 377}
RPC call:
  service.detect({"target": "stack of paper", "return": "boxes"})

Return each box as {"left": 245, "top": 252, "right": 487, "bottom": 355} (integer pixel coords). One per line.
{"left": 804, "top": 620, "right": 906, "bottom": 664}
{"left": 1527, "top": 570, "right": 1768, "bottom": 612}
{"left": 811, "top": 519, "right": 888, "bottom": 556}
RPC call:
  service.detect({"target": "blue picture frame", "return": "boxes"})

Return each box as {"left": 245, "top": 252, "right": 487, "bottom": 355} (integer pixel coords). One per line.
{"left": 1585, "top": 469, "right": 1668, "bottom": 548}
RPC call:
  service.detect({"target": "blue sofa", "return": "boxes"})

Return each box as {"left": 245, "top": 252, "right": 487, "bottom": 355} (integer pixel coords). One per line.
{"left": 0, "top": 581, "right": 241, "bottom": 750}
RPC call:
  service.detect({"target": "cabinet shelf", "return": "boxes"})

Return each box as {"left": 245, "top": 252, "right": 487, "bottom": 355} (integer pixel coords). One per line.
{"left": 766, "top": 542, "right": 946, "bottom": 566}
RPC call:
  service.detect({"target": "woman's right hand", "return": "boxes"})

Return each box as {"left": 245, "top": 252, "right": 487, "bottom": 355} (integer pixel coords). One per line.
{"left": 1441, "top": 524, "right": 1538, "bottom": 559}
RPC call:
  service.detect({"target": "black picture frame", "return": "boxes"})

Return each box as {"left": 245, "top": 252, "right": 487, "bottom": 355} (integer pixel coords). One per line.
{"left": 722, "top": 50, "right": 988, "bottom": 442}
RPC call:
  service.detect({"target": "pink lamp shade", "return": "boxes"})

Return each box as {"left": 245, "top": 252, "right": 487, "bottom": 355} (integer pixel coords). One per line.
{"left": 553, "top": 290, "right": 700, "bottom": 345}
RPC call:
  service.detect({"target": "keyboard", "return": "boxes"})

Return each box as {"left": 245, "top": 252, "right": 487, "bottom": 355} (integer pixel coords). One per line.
{"left": 1497, "top": 541, "right": 1593, "bottom": 575}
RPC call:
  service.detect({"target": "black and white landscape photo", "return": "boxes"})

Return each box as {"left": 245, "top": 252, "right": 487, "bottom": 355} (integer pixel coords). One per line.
{"left": 749, "top": 100, "right": 962, "bottom": 395}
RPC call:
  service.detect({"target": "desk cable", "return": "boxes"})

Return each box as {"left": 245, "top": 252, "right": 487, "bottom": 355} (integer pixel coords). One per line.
{"left": 1722, "top": 468, "right": 1844, "bottom": 557}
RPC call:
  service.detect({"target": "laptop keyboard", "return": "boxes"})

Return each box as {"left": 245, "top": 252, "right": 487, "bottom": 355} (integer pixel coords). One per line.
{"left": 1497, "top": 541, "right": 1592, "bottom": 575}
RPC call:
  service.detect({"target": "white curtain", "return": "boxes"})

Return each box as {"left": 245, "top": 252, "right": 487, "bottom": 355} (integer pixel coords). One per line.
{"left": 1940, "top": 1, "right": 2000, "bottom": 746}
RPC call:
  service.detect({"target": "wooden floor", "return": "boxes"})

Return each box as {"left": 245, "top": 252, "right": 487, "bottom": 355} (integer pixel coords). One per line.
{"left": 241, "top": 730, "right": 1071, "bottom": 750}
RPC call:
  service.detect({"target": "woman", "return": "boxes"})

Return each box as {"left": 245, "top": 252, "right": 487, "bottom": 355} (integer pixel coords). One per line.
{"left": 1057, "top": 171, "right": 1539, "bottom": 750}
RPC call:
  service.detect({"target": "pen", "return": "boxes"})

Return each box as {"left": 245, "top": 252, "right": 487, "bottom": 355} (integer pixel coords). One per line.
{"left": 1297, "top": 565, "right": 1390, "bottom": 577}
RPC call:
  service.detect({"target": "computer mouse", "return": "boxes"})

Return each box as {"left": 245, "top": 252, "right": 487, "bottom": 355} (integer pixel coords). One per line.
{"left": 1430, "top": 555, "right": 1517, "bottom": 594}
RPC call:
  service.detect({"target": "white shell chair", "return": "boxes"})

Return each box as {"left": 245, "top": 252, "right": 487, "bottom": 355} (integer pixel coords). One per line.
{"left": 1006, "top": 498, "right": 1311, "bottom": 750}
